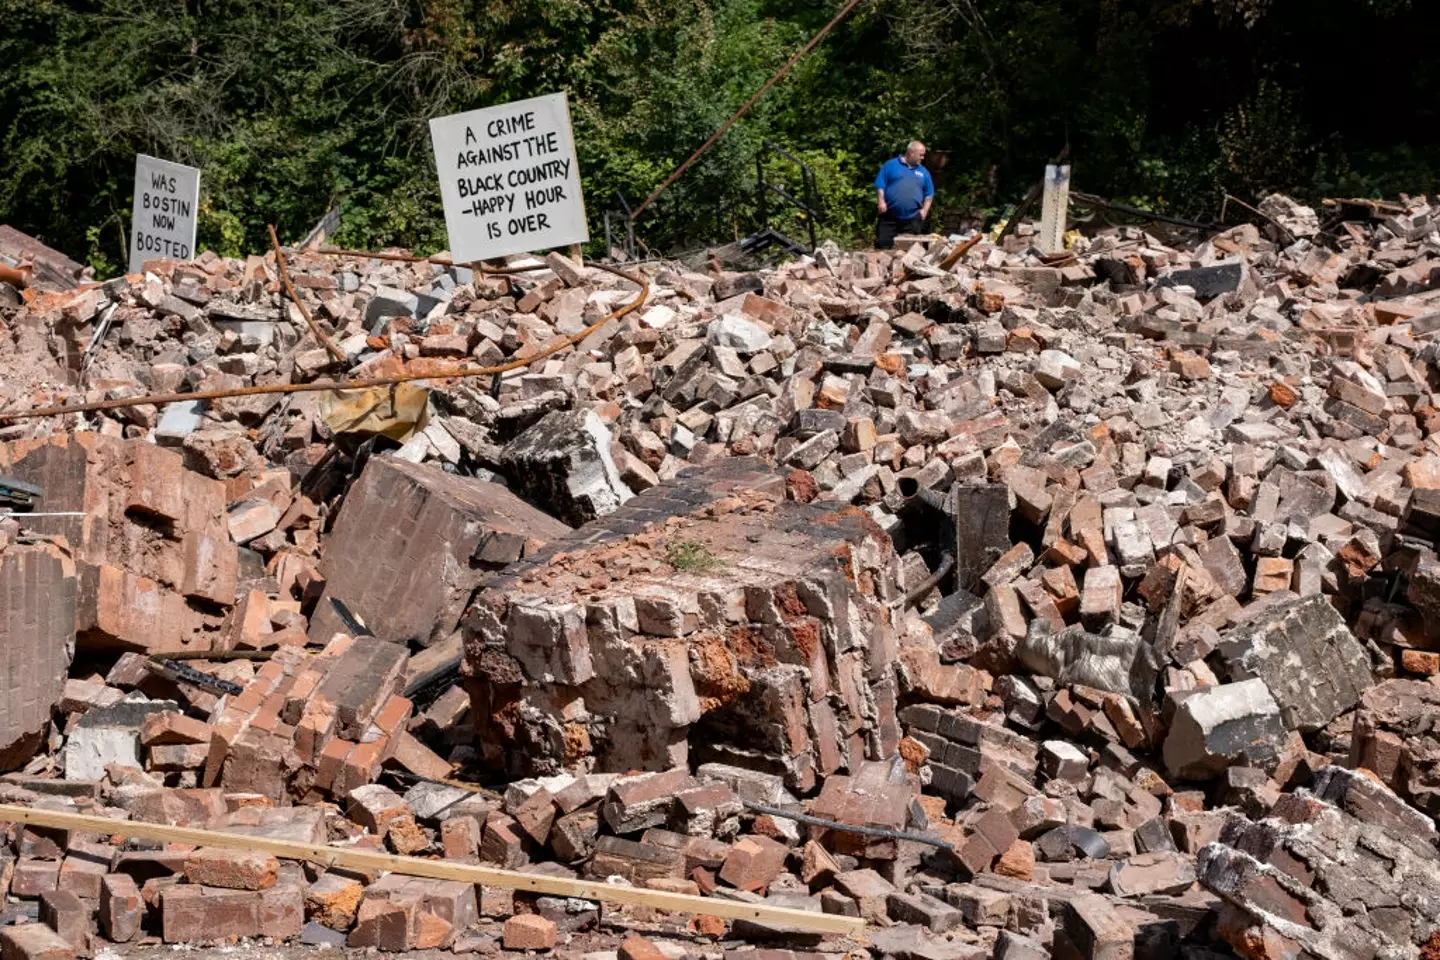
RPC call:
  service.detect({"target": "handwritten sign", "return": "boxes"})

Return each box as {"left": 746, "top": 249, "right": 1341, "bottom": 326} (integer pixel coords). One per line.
{"left": 430, "top": 92, "right": 589, "bottom": 263}
{"left": 128, "top": 155, "right": 200, "bottom": 274}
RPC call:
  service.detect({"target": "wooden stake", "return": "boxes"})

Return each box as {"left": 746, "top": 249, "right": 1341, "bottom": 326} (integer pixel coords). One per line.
{"left": 938, "top": 233, "right": 983, "bottom": 272}
{"left": 0, "top": 804, "right": 864, "bottom": 937}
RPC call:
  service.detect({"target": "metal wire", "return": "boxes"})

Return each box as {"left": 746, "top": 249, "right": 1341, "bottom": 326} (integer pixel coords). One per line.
{"left": 0, "top": 237, "right": 650, "bottom": 421}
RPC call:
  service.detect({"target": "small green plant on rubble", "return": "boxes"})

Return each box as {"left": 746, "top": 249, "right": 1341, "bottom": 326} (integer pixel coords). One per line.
{"left": 666, "top": 539, "right": 722, "bottom": 573}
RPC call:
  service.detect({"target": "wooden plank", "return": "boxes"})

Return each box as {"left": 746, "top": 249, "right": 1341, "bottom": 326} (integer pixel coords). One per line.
{"left": 0, "top": 804, "right": 864, "bottom": 936}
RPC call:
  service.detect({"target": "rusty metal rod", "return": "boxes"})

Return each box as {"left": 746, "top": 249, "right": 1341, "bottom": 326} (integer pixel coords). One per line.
{"left": 0, "top": 263, "right": 32, "bottom": 289}
{"left": 269, "top": 224, "right": 346, "bottom": 363}
{"left": 0, "top": 247, "right": 649, "bottom": 421}
{"left": 938, "top": 233, "right": 982, "bottom": 272}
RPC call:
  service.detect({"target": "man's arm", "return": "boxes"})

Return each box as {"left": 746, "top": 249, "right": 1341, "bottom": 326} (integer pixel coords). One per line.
{"left": 876, "top": 188, "right": 887, "bottom": 214}
{"left": 919, "top": 168, "right": 935, "bottom": 219}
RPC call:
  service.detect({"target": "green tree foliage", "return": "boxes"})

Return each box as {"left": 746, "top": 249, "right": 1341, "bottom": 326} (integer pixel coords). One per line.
{"left": 1, "top": 0, "right": 1436, "bottom": 275}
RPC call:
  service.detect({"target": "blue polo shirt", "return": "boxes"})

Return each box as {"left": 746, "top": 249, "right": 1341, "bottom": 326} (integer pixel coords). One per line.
{"left": 874, "top": 156, "right": 934, "bottom": 219}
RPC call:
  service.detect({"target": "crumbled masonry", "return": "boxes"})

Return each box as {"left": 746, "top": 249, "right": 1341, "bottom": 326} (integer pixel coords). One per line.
{"left": 6, "top": 195, "right": 1440, "bottom": 958}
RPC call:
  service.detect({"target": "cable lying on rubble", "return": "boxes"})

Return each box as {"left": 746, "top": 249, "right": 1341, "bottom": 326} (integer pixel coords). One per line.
{"left": 0, "top": 235, "right": 650, "bottom": 421}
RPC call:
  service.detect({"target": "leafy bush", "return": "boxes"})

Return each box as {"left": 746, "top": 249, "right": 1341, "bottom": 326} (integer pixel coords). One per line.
{"left": 2, "top": 0, "right": 1438, "bottom": 274}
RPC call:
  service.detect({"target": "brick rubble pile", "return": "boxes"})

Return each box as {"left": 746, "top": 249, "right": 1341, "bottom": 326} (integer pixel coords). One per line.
{"left": 1, "top": 195, "right": 1440, "bottom": 960}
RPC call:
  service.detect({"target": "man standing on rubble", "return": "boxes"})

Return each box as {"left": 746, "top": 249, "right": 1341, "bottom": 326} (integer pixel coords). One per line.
{"left": 873, "top": 140, "right": 934, "bottom": 250}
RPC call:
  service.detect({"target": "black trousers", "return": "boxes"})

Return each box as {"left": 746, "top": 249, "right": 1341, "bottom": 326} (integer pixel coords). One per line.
{"left": 875, "top": 211, "right": 925, "bottom": 250}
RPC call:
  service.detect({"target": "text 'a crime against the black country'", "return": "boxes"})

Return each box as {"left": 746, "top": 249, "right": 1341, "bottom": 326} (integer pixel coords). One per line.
{"left": 134, "top": 169, "right": 194, "bottom": 259}
{"left": 453, "top": 110, "right": 571, "bottom": 239}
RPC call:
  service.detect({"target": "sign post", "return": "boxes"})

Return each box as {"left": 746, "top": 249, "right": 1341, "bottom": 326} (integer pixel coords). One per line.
{"left": 429, "top": 92, "right": 589, "bottom": 264}
{"left": 1038, "top": 164, "right": 1070, "bottom": 256}
{"left": 128, "top": 155, "right": 201, "bottom": 274}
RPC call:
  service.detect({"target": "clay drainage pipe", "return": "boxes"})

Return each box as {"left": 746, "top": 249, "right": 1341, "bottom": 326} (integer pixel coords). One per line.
{"left": 0, "top": 233, "right": 650, "bottom": 421}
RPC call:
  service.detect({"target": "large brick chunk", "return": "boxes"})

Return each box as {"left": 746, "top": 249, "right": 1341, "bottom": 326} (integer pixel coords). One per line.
{"left": 602, "top": 769, "right": 690, "bottom": 834}
{"left": 65, "top": 699, "right": 177, "bottom": 782}
{"left": 161, "top": 885, "right": 259, "bottom": 942}
{"left": 309, "top": 456, "right": 570, "bottom": 648}
{"left": 463, "top": 459, "right": 895, "bottom": 785}
{"left": 161, "top": 884, "right": 302, "bottom": 942}
{"left": 0, "top": 546, "right": 76, "bottom": 770}
{"left": 1217, "top": 595, "right": 1372, "bottom": 732}
{"left": 75, "top": 564, "right": 185, "bottom": 653}
{"left": 587, "top": 836, "right": 685, "bottom": 884}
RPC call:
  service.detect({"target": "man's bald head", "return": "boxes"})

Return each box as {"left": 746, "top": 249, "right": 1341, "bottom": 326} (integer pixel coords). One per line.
{"left": 905, "top": 141, "right": 927, "bottom": 164}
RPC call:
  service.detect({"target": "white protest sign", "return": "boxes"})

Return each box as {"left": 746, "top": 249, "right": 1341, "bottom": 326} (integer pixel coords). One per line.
{"left": 128, "top": 154, "right": 201, "bottom": 274}
{"left": 430, "top": 92, "right": 589, "bottom": 263}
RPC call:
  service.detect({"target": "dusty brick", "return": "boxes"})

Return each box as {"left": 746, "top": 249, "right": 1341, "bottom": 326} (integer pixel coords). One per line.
{"left": 347, "top": 897, "right": 416, "bottom": 951}
{"left": 718, "top": 836, "right": 790, "bottom": 892}
{"left": 347, "top": 784, "right": 412, "bottom": 836}
{"left": 12, "top": 859, "right": 60, "bottom": 897}
{"left": 619, "top": 937, "right": 668, "bottom": 960}
{"left": 305, "top": 873, "right": 364, "bottom": 931}
{"left": 99, "top": 873, "right": 142, "bottom": 943}
{"left": 441, "top": 815, "right": 482, "bottom": 862}
{"left": 415, "top": 911, "right": 453, "bottom": 950}
{"left": 58, "top": 841, "right": 111, "bottom": 900}
{"left": 38, "top": 890, "right": 88, "bottom": 954}
{"left": 834, "top": 869, "right": 895, "bottom": 923}
{"left": 480, "top": 814, "right": 529, "bottom": 869}
{"left": 142, "top": 712, "right": 213, "bottom": 746}
{"left": 183, "top": 848, "right": 280, "bottom": 891}
{"left": 1, "top": 923, "right": 74, "bottom": 960}
{"left": 386, "top": 730, "right": 452, "bottom": 781}
{"left": 503, "top": 914, "right": 556, "bottom": 951}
